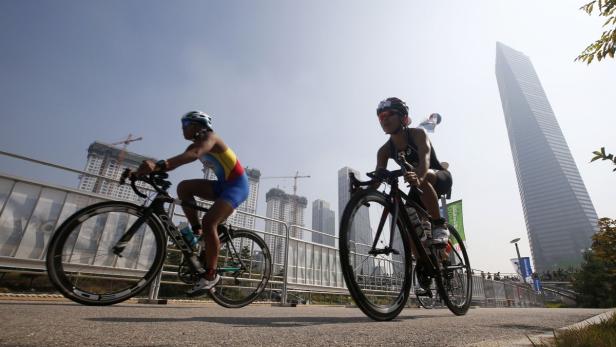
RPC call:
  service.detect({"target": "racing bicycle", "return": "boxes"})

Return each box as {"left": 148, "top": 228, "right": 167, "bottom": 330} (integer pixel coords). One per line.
{"left": 339, "top": 157, "right": 472, "bottom": 321}
{"left": 46, "top": 170, "right": 272, "bottom": 308}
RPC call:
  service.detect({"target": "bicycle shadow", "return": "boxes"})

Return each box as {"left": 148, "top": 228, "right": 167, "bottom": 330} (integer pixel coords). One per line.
{"left": 86, "top": 314, "right": 437, "bottom": 327}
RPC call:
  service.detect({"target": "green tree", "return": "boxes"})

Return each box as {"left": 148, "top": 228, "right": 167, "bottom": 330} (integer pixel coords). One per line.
{"left": 593, "top": 218, "right": 616, "bottom": 271}
{"left": 591, "top": 147, "right": 616, "bottom": 172}
{"left": 573, "top": 218, "right": 616, "bottom": 307}
{"left": 576, "top": 0, "right": 616, "bottom": 64}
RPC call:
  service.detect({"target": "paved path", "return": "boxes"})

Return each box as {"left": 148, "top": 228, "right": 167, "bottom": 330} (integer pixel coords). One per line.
{"left": 0, "top": 300, "right": 609, "bottom": 346}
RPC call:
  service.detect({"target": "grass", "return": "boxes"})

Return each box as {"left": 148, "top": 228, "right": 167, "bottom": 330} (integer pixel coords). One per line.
{"left": 530, "top": 311, "right": 616, "bottom": 347}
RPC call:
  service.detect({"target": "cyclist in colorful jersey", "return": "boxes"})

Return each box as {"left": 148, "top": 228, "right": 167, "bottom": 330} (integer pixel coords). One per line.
{"left": 374, "top": 97, "right": 452, "bottom": 294}
{"left": 135, "top": 110, "right": 249, "bottom": 297}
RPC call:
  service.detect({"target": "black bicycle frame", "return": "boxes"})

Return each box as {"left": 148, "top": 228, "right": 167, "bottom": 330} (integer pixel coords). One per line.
{"left": 367, "top": 175, "right": 440, "bottom": 276}
{"left": 112, "top": 188, "right": 249, "bottom": 278}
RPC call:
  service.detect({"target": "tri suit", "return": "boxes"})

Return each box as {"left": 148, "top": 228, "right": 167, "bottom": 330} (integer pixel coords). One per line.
{"left": 199, "top": 147, "right": 249, "bottom": 209}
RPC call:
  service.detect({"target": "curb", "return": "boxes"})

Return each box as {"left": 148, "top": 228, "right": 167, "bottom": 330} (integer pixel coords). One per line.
{"left": 525, "top": 308, "right": 616, "bottom": 346}
{"left": 466, "top": 308, "right": 616, "bottom": 346}
{"left": 0, "top": 293, "right": 64, "bottom": 299}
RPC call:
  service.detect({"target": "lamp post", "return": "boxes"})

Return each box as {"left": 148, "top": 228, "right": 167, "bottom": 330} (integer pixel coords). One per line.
{"left": 510, "top": 238, "right": 527, "bottom": 284}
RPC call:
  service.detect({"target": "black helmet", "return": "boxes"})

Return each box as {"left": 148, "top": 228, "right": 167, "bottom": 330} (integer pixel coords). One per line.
{"left": 377, "top": 97, "right": 409, "bottom": 116}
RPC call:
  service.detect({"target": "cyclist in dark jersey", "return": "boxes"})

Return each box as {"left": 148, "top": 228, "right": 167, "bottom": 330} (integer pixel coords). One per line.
{"left": 375, "top": 97, "right": 452, "bottom": 293}
{"left": 135, "top": 110, "right": 249, "bottom": 297}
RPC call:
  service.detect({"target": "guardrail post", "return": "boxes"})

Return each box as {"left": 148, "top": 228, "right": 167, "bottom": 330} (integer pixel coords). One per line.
{"left": 138, "top": 202, "right": 175, "bottom": 305}
{"left": 280, "top": 222, "right": 293, "bottom": 307}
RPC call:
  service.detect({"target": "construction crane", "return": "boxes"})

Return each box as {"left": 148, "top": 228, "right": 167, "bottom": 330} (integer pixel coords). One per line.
{"left": 261, "top": 171, "right": 311, "bottom": 197}
{"left": 261, "top": 171, "right": 311, "bottom": 231}
{"left": 111, "top": 133, "right": 143, "bottom": 165}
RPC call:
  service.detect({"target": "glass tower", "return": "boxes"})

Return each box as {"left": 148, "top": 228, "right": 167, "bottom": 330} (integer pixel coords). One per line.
{"left": 495, "top": 42, "right": 598, "bottom": 272}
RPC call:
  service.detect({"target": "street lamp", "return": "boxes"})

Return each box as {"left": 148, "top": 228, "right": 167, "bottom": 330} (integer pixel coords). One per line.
{"left": 510, "top": 238, "right": 527, "bottom": 284}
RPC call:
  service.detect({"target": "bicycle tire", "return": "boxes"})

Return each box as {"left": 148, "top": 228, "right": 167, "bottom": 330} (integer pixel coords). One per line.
{"left": 434, "top": 225, "right": 472, "bottom": 315}
{"left": 339, "top": 189, "right": 412, "bottom": 321}
{"left": 46, "top": 201, "right": 167, "bottom": 306}
{"left": 209, "top": 229, "right": 272, "bottom": 308}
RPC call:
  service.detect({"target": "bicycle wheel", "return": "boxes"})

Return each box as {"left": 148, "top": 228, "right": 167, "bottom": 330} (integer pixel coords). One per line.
{"left": 209, "top": 229, "right": 272, "bottom": 308}
{"left": 339, "top": 189, "right": 412, "bottom": 321}
{"left": 434, "top": 225, "right": 472, "bottom": 315}
{"left": 46, "top": 201, "right": 167, "bottom": 306}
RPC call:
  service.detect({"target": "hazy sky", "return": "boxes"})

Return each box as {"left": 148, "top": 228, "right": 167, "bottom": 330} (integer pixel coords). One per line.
{"left": 1, "top": 1, "right": 614, "bottom": 273}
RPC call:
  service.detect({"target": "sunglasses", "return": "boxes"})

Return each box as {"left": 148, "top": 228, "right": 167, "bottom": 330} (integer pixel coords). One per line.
{"left": 181, "top": 119, "right": 194, "bottom": 128}
{"left": 377, "top": 110, "right": 399, "bottom": 122}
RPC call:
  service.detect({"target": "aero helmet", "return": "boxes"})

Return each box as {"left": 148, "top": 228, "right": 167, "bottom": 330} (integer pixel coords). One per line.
{"left": 377, "top": 97, "right": 410, "bottom": 126}
{"left": 181, "top": 110, "right": 213, "bottom": 130}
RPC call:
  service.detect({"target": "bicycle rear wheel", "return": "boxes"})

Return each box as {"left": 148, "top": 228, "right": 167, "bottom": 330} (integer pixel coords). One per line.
{"left": 209, "top": 229, "right": 272, "bottom": 308}
{"left": 339, "top": 189, "right": 412, "bottom": 321}
{"left": 46, "top": 201, "right": 167, "bottom": 305}
{"left": 434, "top": 225, "right": 472, "bottom": 315}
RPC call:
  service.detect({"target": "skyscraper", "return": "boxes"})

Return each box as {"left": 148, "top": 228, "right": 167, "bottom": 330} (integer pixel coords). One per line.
{"left": 338, "top": 167, "right": 374, "bottom": 273}
{"left": 78, "top": 142, "right": 155, "bottom": 201}
{"left": 312, "top": 199, "right": 336, "bottom": 247}
{"left": 264, "top": 188, "right": 308, "bottom": 265}
{"left": 337, "top": 167, "right": 358, "bottom": 223}
{"left": 495, "top": 42, "right": 598, "bottom": 272}
{"left": 203, "top": 166, "right": 261, "bottom": 230}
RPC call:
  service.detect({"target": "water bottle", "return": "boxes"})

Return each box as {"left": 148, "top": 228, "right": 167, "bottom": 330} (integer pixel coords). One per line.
{"left": 179, "top": 223, "right": 199, "bottom": 247}
{"left": 421, "top": 220, "right": 432, "bottom": 242}
{"left": 405, "top": 206, "right": 425, "bottom": 240}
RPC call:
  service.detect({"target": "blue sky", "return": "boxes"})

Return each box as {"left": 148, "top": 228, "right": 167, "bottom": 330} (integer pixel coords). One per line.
{"left": 1, "top": 1, "right": 615, "bottom": 273}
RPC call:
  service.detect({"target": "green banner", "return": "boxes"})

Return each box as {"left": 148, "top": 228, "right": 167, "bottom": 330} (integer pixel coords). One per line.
{"left": 446, "top": 199, "right": 466, "bottom": 245}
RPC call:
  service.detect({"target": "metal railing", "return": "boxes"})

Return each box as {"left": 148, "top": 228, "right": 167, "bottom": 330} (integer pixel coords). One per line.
{"left": 0, "top": 149, "right": 547, "bottom": 307}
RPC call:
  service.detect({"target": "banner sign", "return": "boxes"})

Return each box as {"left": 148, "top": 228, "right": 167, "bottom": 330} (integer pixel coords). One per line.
{"left": 510, "top": 256, "right": 533, "bottom": 284}
{"left": 446, "top": 200, "right": 466, "bottom": 246}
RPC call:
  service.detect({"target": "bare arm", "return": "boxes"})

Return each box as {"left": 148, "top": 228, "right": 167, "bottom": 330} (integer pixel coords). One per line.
{"left": 136, "top": 133, "right": 218, "bottom": 175}
{"left": 164, "top": 133, "right": 217, "bottom": 171}
{"left": 371, "top": 145, "right": 389, "bottom": 188}
{"left": 376, "top": 145, "right": 389, "bottom": 170}
{"left": 413, "top": 128, "right": 431, "bottom": 182}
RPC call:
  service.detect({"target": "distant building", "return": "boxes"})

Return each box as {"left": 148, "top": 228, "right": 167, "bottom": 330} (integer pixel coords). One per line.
{"left": 495, "top": 42, "right": 598, "bottom": 272}
{"left": 78, "top": 142, "right": 155, "bottom": 201}
{"left": 264, "top": 188, "right": 307, "bottom": 268}
{"left": 312, "top": 199, "right": 335, "bottom": 247}
{"left": 203, "top": 166, "right": 261, "bottom": 230}
{"left": 338, "top": 167, "right": 374, "bottom": 274}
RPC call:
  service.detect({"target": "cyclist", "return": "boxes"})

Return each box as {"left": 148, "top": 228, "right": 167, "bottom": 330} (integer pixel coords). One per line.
{"left": 135, "top": 110, "right": 249, "bottom": 297}
{"left": 374, "top": 97, "right": 452, "bottom": 294}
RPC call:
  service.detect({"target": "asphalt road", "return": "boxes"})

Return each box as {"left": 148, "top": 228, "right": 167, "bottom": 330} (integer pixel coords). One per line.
{"left": 0, "top": 300, "right": 609, "bottom": 346}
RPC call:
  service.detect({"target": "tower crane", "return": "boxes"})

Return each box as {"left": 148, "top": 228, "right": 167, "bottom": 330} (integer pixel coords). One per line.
{"left": 261, "top": 171, "right": 311, "bottom": 230}
{"left": 261, "top": 171, "right": 311, "bottom": 197}
{"left": 111, "top": 133, "right": 143, "bottom": 165}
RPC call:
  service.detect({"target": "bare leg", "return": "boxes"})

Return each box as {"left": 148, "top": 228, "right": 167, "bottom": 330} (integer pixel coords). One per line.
{"left": 419, "top": 171, "right": 441, "bottom": 220}
{"left": 202, "top": 199, "right": 235, "bottom": 280}
{"left": 176, "top": 179, "right": 216, "bottom": 232}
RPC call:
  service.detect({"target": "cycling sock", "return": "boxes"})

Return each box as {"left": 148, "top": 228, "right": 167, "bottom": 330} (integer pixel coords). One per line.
{"left": 203, "top": 268, "right": 217, "bottom": 280}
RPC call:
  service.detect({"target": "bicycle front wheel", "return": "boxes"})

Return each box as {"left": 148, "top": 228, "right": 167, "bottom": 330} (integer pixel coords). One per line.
{"left": 209, "top": 229, "right": 272, "bottom": 308}
{"left": 339, "top": 189, "right": 412, "bottom": 321}
{"left": 46, "top": 201, "right": 167, "bottom": 305}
